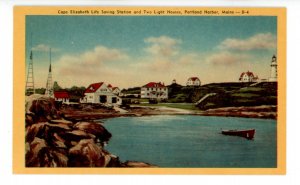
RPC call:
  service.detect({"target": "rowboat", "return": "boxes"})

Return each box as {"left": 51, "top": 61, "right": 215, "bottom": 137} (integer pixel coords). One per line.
{"left": 221, "top": 129, "right": 255, "bottom": 140}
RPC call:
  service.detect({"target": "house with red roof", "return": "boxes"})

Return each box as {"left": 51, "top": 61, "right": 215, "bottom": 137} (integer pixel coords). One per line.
{"left": 107, "top": 84, "right": 121, "bottom": 96}
{"left": 239, "top": 71, "right": 259, "bottom": 82}
{"left": 81, "top": 82, "right": 122, "bottom": 105}
{"left": 186, "top": 77, "right": 201, "bottom": 86}
{"left": 54, "top": 91, "right": 70, "bottom": 103}
{"left": 141, "top": 82, "right": 168, "bottom": 100}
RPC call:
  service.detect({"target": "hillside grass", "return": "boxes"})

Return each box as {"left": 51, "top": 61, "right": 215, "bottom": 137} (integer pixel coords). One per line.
{"left": 167, "top": 82, "right": 277, "bottom": 110}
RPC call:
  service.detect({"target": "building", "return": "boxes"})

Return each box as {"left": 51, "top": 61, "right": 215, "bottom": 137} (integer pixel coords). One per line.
{"left": 111, "top": 87, "right": 121, "bottom": 96}
{"left": 269, "top": 55, "right": 277, "bottom": 82}
{"left": 186, "top": 77, "right": 201, "bottom": 86}
{"left": 107, "top": 84, "right": 121, "bottom": 95}
{"left": 81, "top": 82, "right": 122, "bottom": 105}
{"left": 141, "top": 82, "right": 168, "bottom": 100}
{"left": 54, "top": 91, "right": 70, "bottom": 103}
{"left": 239, "top": 71, "right": 259, "bottom": 82}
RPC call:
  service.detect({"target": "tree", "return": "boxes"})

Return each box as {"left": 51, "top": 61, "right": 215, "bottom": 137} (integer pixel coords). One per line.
{"left": 53, "top": 81, "right": 62, "bottom": 91}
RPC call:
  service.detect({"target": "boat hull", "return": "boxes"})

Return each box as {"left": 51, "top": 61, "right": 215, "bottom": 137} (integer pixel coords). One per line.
{"left": 221, "top": 129, "right": 255, "bottom": 140}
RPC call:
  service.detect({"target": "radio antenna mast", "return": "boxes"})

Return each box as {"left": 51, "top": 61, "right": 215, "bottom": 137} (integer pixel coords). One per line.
{"left": 25, "top": 32, "right": 35, "bottom": 95}
{"left": 45, "top": 48, "right": 54, "bottom": 97}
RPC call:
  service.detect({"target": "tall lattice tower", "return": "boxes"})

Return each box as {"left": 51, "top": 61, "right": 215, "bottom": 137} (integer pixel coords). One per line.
{"left": 25, "top": 50, "right": 35, "bottom": 95}
{"left": 45, "top": 48, "right": 54, "bottom": 97}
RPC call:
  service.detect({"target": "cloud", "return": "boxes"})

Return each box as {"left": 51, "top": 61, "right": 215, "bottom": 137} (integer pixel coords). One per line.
{"left": 81, "top": 46, "right": 128, "bottom": 65}
{"left": 144, "top": 35, "right": 182, "bottom": 57}
{"left": 32, "top": 44, "right": 60, "bottom": 52}
{"left": 178, "top": 53, "right": 199, "bottom": 65}
{"left": 218, "top": 33, "right": 276, "bottom": 51}
{"left": 206, "top": 52, "right": 249, "bottom": 65}
{"left": 56, "top": 45, "right": 128, "bottom": 77}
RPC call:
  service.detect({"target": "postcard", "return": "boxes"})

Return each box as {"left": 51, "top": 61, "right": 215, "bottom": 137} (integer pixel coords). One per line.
{"left": 14, "top": 6, "right": 286, "bottom": 174}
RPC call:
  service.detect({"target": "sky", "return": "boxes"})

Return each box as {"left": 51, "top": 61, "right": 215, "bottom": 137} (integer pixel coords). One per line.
{"left": 25, "top": 15, "right": 277, "bottom": 89}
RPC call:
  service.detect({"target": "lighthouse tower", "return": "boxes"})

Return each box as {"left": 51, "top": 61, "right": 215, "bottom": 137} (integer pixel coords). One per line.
{"left": 269, "top": 55, "right": 277, "bottom": 82}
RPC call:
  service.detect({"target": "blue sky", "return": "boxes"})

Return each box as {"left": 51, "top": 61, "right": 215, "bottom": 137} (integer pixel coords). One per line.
{"left": 26, "top": 15, "right": 277, "bottom": 88}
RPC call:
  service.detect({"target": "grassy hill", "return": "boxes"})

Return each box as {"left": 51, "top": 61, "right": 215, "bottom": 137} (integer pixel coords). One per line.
{"left": 168, "top": 82, "right": 277, "bottom": 110}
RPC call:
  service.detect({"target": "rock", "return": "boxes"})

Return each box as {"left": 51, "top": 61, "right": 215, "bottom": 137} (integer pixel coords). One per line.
{"left": 25, "top": 94, "right": 59, "bottom": 122}
{"left": 68, "top": 139, "right": 108, "bottom": 167}
{"left": 122, "top": 161, "right": 158, "bottom": 168}
{"left": 49, "top": 119, "right": 73, "bottom": 126}
{"left": 73, "top": 122, "right": 112, "bottom": 142}
{"left": 25, "top": 95, "right": 156, "bottom": 168}
{"left": 61, "top": 130, "right": 95, "bottom": 143}
{"left": 26, "top": 137, "right": 68, "bottom": 167}
{"left": 26, "top": 122, "right": 71, "bottom": 147}
{"left": 105, "top": 154, "right": 122, "bottom": 167}
{"left": 25, "top": 114, "right": 34, "bottom": 127}
{"left": 26, "top": 122, "right": 47, "bottom": 143}
{"left": 52, "top": 133, "right": 67, "bottom": 148}
{"left": 203, "top": 105, "right": 277, "bottom": 119}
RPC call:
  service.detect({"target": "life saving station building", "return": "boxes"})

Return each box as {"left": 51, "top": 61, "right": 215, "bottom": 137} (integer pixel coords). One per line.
{"left": 81, "top": 82, "right": 122, "bottom": 105}
{"left": 141, "top": 82, "right": 168, "bottom": 100}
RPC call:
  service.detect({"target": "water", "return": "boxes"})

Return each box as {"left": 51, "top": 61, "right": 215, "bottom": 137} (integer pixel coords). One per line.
{"left": 102, "top": 115, "right": 276, "bottom": 168}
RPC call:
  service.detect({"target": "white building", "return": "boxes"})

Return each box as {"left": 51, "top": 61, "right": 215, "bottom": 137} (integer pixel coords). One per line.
{"left": 107, "top": 84, "right": 121, "bottom": 96}
{"left": 81, "top": 82, "right": 122, "bottom": 105}
{"left": 239, "top": 71, "right": 259, "bottom": 82}
{"left": 269, "top": 55, "right": 277, "bottom": 82}
{"left": 141, "top": 82, "right": 168, "bottom": 100}
{"left": 186, "top": 77, "right": 201, "bottom": 86}
{"left": 112, "top": 87, "right": 121, "bottom": 96}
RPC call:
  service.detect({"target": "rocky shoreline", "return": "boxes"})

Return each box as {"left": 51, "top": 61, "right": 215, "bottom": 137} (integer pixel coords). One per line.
{"left": 25, "top": 95, "right": 157, "bottom": 167}
{"left": 201, "top": 105, "right": 277, "bottom": 119}
{"left": 60, "top": 104, "right": 277, "bottom": 121}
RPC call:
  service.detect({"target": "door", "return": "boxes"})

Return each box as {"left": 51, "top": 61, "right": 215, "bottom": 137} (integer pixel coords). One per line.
{"left": 99, "top": 95, "right": 107, "bottom": 103}
{"left": 112, "top": 97, "right": 117, "bottom": 103}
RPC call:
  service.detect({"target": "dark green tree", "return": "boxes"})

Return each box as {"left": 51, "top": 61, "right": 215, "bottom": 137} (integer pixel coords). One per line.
{"left": 53, "top": 81, "right": 62, "bottom": 91}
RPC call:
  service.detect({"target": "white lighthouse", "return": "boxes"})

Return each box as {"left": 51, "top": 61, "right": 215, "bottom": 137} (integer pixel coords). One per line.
{"left": 269, "top": 55, "right": 277, "bottom": 82}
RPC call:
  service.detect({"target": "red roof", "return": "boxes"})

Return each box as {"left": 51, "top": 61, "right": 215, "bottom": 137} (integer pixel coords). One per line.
{"left": 85, "top": 82, "right": 104, "bottom": 93}
{"left": 107, "top": 84, "right": 112, "bottom": 88}
{"left": 239, "top": 71, "right": 255, "bottom": 79}
{"left": 188, "top": 77, "right": 200, "bottom": 81}
{"left": 54, "top": 91, "right": 70, "bottom": 99}
{"left": 112, "top": 87, "right": 119, "bottom": 91}
{"left": 143, "top": 82, "right": 166, "bottom": 88}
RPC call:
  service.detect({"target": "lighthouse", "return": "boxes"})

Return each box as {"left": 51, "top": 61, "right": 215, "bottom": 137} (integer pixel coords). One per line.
{"left": 269, "top": 55, "right": 277, "bottom": 82}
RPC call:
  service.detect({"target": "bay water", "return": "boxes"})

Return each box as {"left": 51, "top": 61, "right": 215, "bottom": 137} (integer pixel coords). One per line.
{"left": 102, "top": 115, "right": 276, "bottom": 168}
